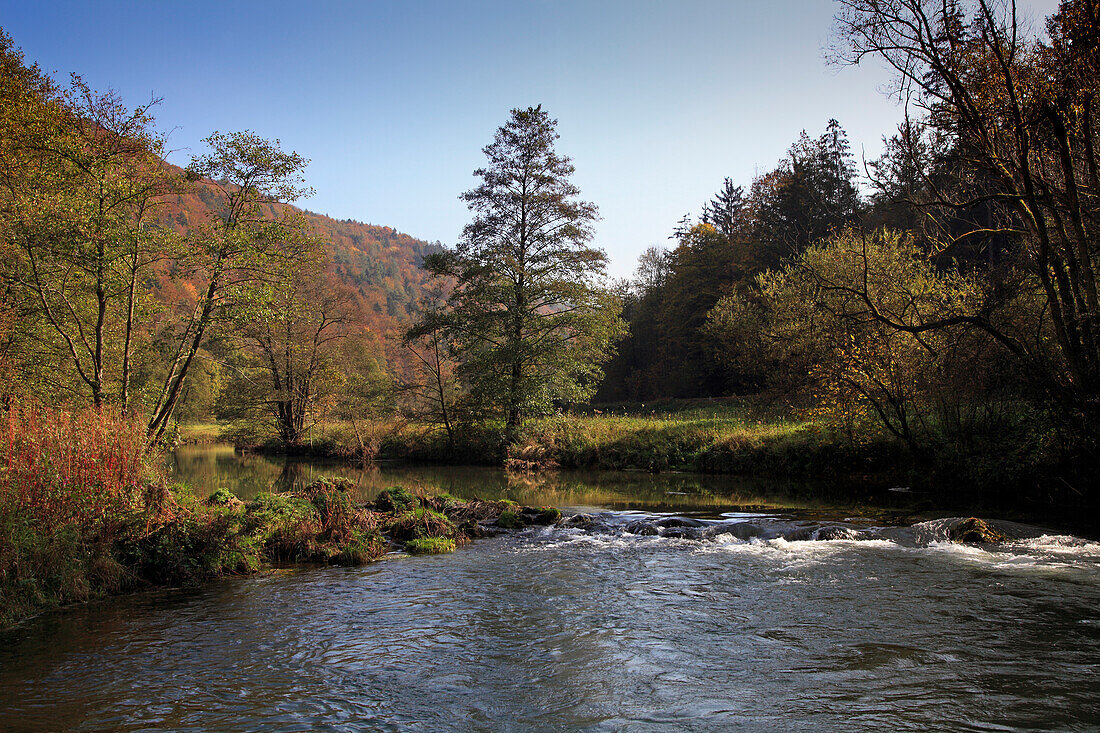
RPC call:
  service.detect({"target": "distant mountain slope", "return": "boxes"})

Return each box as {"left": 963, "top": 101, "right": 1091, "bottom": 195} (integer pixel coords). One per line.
{"left": 158, "top": 172, "right": 441, "bottom": 333}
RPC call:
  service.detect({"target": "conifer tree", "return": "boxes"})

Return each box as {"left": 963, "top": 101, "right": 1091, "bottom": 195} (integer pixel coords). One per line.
{"left": 413, "top": 106, "right": 625, "bottom": 433}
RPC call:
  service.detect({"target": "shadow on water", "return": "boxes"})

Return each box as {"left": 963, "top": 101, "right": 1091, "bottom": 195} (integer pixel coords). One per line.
{"left": 169, "top": 444, "right": 1100, "bottom": 535}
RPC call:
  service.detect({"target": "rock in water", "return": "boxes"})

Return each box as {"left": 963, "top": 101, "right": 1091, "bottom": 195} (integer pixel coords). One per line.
{"left": 561, "top": 513, "right": 596, "bottom": 528}
{"left": 626, "top": 520, "right": 659, "bottom": 536}
{"left": 949, "top": 517, "right": 1007, "bottom": 544}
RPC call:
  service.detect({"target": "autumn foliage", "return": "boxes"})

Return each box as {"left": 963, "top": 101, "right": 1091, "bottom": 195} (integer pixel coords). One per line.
{"left": 1, "top": 403, "right": 151, "bottom": 533}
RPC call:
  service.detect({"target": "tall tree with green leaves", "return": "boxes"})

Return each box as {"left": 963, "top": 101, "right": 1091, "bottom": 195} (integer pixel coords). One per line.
{"left": 0, "top": 47, "right": 180, "bottom": 409}
{"left": 414, "top": 106, "right": 624, "bottom": 433}
{"left": 146, "top": 131, "right": 318, "bottom": 441}
{"left": 833, "top": 0, "right": 1100, "bottom": 444}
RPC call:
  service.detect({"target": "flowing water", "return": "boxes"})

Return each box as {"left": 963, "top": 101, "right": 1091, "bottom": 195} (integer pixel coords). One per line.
{"left": 2, "top": 447, "right": 1099, "bottom": 731}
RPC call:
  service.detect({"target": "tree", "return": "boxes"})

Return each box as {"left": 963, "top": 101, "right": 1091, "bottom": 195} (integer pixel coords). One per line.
{"left": 753, "top": 121, "right": 862, "bottom": 267}
{"left": 833, "top": 0, "right": 1100, "bottom": 440}
{"left": 0, "top": 59, "right": 181, "bottom": 409}
{"left": 415, "top": 106, "right": 625, "bottom": 433}
{"left": 233, "top": 264, "right": 351, "bottom": 446}
{"left": 702, "top": 178, "right": 746, "bottom": 242}
{"left": 403, "top": 284, "right": 461, "bottom": 444}
{"left": 748, "top": 229, "right": 1002, "bottom": 451}
{"left": 146, "top": 131, "right": 318, "bottom": 441}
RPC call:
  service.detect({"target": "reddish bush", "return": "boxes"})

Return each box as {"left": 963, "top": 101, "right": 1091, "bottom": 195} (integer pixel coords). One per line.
{"left": 1, "top": 403, "right": 152, "bottom": 533}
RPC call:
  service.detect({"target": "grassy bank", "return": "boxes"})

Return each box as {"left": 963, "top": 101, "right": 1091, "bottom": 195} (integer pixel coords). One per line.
{"left": 1, "top": 405, "right": 553, "bottom": 629}
{"left": 235, "top": 400, "right": 905, "bottom": 480}
{"left": 223, "top": 397, "right": 1080, "bottom": 501}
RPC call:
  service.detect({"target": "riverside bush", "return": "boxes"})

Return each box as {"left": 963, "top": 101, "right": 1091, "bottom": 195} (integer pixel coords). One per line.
{"left": 1, "top": 403, "right": 150, "bottom": 533}
{"left": 0, "top": 405, "right": 394, "bottom": 627}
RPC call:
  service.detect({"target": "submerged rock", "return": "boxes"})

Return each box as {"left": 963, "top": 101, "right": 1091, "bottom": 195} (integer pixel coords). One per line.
{"left": 625, "top": 520, "right": 659, "bottom": 536}
{"left": 660, "top": 526, "right": 703, "bottom": 540}
{"left": 781, "top": 526, "right": 818, "bottom": 542}
{"left": 654, "top": 517, "right": 707, "bottom": 529}
{"left": 561, "top": 513, "right": 596, "bottom": 528}
{"left": 704, "top": 523, "right": 766, "bottom": 541}
{"left": 813, "top": 526, "right": 861, "bottom": 541}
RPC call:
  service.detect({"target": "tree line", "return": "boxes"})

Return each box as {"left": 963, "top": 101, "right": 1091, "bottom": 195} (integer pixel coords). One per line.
{"left": 0, "top": 31, "right": 389, "bottom": 445}
{"left": 597, "top": 0, "right": 1100, "bottom": 483}
{"left": 4, "top": 0, "right": 1099, "bottom": 493}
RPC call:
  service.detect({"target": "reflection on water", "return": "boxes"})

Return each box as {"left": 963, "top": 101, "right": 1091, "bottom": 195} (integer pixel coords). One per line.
{"left": 168, "top": 444, "right": 906, "bottom": 519}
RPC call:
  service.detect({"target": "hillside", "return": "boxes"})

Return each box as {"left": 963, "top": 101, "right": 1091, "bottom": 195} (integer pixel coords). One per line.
{"left": 158, "top": 172, "right": 441, "bottom": 334}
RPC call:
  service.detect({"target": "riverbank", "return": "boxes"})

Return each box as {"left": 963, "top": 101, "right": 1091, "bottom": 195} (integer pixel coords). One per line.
{"left": 215, "top": 401, "right": 900, "bottom": 475}
{"left": 217, "top": 398, "right": 1081, "bottom": 503}
{"left": 1, "top": 474, "right": 557, "bottom": 629}
{"left": 0, "top": 405, "right": 562, "bottom": 628}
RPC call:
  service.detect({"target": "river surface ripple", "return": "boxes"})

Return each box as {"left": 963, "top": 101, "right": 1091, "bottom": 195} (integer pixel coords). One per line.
{"left": 2, "top": 510, "right": 1100, "bottom": 732}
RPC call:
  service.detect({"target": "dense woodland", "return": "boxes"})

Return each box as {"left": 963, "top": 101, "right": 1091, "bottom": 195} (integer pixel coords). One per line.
{"left": 3, "top": 0, "right": 1100, "bottom": 498}
{"left": 597, "top": 0, "right": 1100, "bottom": 494}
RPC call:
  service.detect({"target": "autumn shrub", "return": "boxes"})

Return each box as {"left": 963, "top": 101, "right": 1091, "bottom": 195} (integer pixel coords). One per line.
{"left": 0, "top": 402, "right": 393, "bottom": 627}
{"left": 1, "top": 403, "right": 151, "bottom": 533}
{"left": 0, "top": 404, "right": 159, "bottom": 625}
{"left": 243, "top": 492, "right": 321, "bottom": 562}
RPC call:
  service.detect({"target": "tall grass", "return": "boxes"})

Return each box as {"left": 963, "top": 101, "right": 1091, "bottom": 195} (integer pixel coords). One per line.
{"left": 0, "top": 403, "right": 160, "bottom": 626}
{"left": 0, "top": 404, "right": 394, "bottom": 628}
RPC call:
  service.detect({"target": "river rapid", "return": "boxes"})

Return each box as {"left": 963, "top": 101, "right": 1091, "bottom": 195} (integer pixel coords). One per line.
{"left": 1, "top": 450, "right": 1098, "bottom": 731}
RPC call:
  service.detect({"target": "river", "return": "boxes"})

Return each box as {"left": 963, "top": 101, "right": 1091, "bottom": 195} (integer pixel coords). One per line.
{"left": 1, "top": 446, "right": 1098, "bottom": 731}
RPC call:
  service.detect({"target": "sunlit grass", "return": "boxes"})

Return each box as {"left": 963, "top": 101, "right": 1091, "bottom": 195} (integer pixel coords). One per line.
{"left": 206, "top": 398, "right": 893, "bottom": 479}
{"left": 178, "top": 422, "right": 223, "bottom": 445}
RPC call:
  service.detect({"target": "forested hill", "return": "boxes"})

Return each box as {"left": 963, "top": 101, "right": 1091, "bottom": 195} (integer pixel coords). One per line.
{"left": 158, "top": 169, "right": 441, "bottom": 329}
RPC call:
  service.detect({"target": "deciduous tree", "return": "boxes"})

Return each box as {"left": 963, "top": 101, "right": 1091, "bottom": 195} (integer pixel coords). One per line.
{"left": 834, "top": 0, "right": 1100, "bottom": 440}
{"left": 146, "top": 131, "right": 318, "bottom": 441}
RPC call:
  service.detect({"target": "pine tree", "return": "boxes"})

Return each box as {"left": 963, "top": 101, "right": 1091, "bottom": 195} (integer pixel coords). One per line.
{"left": 413, "top": 106, "right": 625, "bottom": 433}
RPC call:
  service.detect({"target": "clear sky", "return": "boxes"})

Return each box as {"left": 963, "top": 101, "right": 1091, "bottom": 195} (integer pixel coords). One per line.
{"left": 0, "top": 0, "right": 1062, "bottom": 277}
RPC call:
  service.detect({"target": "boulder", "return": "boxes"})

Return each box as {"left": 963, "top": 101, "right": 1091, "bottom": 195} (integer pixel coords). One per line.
{"left": 948, "top": 517, "right": 1007, "bottom": 544}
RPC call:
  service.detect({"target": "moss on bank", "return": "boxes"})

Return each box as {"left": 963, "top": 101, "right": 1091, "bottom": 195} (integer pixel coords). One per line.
{"left": 2, "top": 476, "right": 557, "bottom": 630}
{"left": 405, "top": 537, "right": 457, "bottom": 555}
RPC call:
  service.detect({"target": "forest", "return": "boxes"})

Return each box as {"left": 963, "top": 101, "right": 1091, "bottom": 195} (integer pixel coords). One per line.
{"left": 3, "top": 0, "right": 1100, "bottom": 499}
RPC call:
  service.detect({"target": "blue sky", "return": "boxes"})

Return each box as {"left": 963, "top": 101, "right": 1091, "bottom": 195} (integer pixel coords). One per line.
{"left": 0, "top": 0, "right": 1061, "bottom": 276}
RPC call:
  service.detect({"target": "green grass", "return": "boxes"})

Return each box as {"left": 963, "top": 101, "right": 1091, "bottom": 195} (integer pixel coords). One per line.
{"left": 405, "top": 537, "right": 457, "bottom": 555}
{"left": 231, "top": 399, "right": 902, "bottom": 480}
{"left": 387, "top": 507, "right": 457, "bottom": 542}
{"left": 178, "top": 422, "right": 223, "bottom": 445}
{"left": 521, "top": 405, "right": 894, "bottom": 477}
{"left": 497, "top": 509, "right": 522, "bottom": 528}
